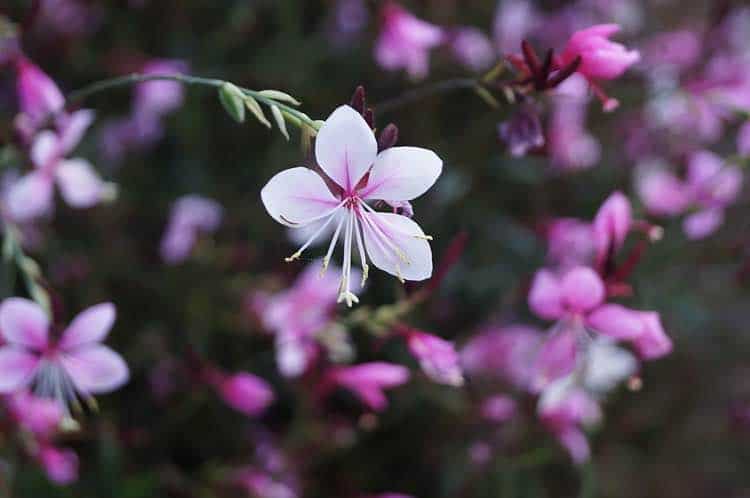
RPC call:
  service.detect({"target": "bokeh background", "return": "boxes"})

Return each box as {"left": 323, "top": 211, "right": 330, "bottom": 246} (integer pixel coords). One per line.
{"left": 1, "top": 1, "right": 750, "bottom": 497}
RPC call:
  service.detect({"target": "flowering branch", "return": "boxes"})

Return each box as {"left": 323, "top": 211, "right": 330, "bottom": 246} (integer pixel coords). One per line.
{"left": 2, "top": 224, "right": 50, "bottom": 314}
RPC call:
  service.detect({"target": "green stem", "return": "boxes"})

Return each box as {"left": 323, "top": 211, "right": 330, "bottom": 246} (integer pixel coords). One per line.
{"left": 375, "top": 78, "right": 480, "bottom": 115}
{"left": 2, "top": 224, "right": 50, "bottom": 314}
{"left": 65, "top": 73, "right": 320, "bottom": 131}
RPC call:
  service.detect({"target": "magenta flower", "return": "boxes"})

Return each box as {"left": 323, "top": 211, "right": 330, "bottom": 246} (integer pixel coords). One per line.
{"left": 160, "top": 195, "right": 223, "bottom": 264}
{"left": 6, "top": 110, "right": 106, "bottom": 222}
{"left": 261, "top": 105, "right": 442, "bottom": 306}
{"left": 211, "top": 371, "right": 275, "bottom": 417}
{"left": 374, "top": 2, "right": 445, "bottom": 80}
{"left": 0, "top": 298, "right": 129, "bottom": 409}
{"left": 14, "top": 57, "right": 65, "bottom": 141}
{"left": 38, "top": 445, "right": 79, "bottom": 485}
{"left": 592, "top": 191, "right": 632, "bottom": 269}
{"left": 528, "top": 266, "right": 671, "bottom": 390}
{"left": 6, "top": 391, "right": 64, "bottom": 439}
{"left": 548, "top": 75, "right": 601, "bottom": 170}
{"left": 405, "top": 329, "right": 464, "bottom": 387}
{"left": 545, "top": 218, "right": 595, "bottom": 270}
{"left": 255, "top": 261, "right": 355, "bottom": 377}
{"left": 327, "top": 362, "right": 410, "bottom": 411}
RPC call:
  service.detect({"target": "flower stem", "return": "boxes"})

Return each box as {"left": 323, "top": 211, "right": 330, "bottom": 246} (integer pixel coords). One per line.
{"left": 2, "top": 224, "right": 50, "bottom": 314}
{"left": 375, "top": 78, "right": 481, "bottom": 115}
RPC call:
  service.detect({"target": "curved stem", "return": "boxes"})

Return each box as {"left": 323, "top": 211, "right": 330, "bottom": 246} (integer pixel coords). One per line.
{"left": 375, "top": 78, "right": 480, "bottom": 115}
{"left": 65, "top": 73, "right": 319, "bottom": 131}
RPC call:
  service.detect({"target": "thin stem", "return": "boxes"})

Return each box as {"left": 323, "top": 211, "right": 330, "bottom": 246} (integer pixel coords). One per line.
{"left": 2, "top": 224, "right": 50, "bottom": 314}
{"left": 65, "top": 73, "right": 320, "bottom": 131}
{"left": 375, "top": 78, "right": 480, "bottom": 115}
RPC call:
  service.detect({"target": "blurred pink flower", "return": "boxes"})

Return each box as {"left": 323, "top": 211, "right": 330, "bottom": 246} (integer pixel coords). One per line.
{"left": 261, "top": 105, "right": 442, "bottom": 306}
{"left": 37, "top": 445, "right": 79, "bottom": 485}
{"left": 13, "top": 57, "right": 67, "bottom": 143}
{"left": 538, "top": 383, "right": 601, "bottom": 463}
{"left": 449, "top": 27, "right": 495, "bottom": 72}
{"left": 0, "top": 298, "right": 129, "bottom": 408}
{"left": 405, "top": 329, "right": 463, "bottom": 386}
{"left": 6, "top": 110, "right": 106, "bottom": 222}
{"left": 254, "top": 261, "right": 353, "bottom": 377}
{"left": 212, "top": 371, "right": 275, "bottom": 417}
{"left": 374, "top": 2, "right": 445, "bottom": 80}
{"left": 498, "top": 104, "right": 545, "bottom": 158}
{"left": 160, "top": 195, "right": 222, "bottom": 264}
{"left": 738, "top": 121, "right": 750, "bottom": 156}
{"left": 327, "top": 362, "right": 410, "bottom": 411}
{"left": 592, "top": 191, "right": 632, "bottom": 269}
{"left": 546, "top": 218, "right": 595, "bottom": 270}
{"left": 134, "top": 59, "right": 188, "bottom": 117}
{"left": 493, "top": 0, "right": 538, "bottom": 54}
{"left": 234, "top": 467, "right": 298, "bottom": 498}
{"left": 636, "top": 165, "right": 691, "bottom": 217}
{"left": 6, "top": 391, "right": 64, "bottom": 439}
{"left": 548, "top": 75, "right": 601, "bottom": 170}
{"left": 480, "top": 395, "right": 517, "bottom": 423}
{"left": 641, "top": 29, "right": 701, "bottom": 70}
{"left": 34, "top": 0, "right": 102, "bottom": 38}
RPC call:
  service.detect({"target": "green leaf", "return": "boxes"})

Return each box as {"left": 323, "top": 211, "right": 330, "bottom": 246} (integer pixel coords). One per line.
{"left": 258, "top": 89, "right": 301, "bottom": 106}
{"left": 218, "top": 83, "right": 246, "bottom": 123}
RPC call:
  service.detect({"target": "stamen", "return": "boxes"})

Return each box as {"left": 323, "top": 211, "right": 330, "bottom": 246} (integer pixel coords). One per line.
{"left": 352, "top": 215, "right": 369, "bottom": 286}
{"left": 285, "top": 210, "right": 340, "bottom": 262}
{"left": 337, "top": 211, "right": 359, "bottom": 307}
{"left": 321, "top": 213, "right": 346, "bottom": 276}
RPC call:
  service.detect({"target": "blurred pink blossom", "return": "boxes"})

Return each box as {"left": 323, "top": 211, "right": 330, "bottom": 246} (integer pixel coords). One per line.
{"left": 261, "top": 105, "right": 442, "bottom": 306}
{"left": 546, "top": 218, "right": 595, "bottom": 270}
{"left": 234, "top": 467, "right": 298, "bottom": 498}
{"left": 160, "top": 195, "right": 222, "bottom": 264}
{"left": 493, "top": 0, "right": 538, "bottom": 54}
{"left": 480, "top": 395, "right": 517, "bottom": 423}
{"left": 548, "top": 75, "right": 601, "bottom": 170}
{"left": 405, "top": 329, "right": 463, "bottom": 386}
{"left": 641, "top": 29, "right": 701, "bottom": 70}
{"left": 0, "top": 298, "right": 129, "bottom": 408}
{"left": 327, "top": 362, "right": 410, "bottom": 411}
{"left": 592, "top": 191, "right": 632, "bottom": 269}
{"left": 538, "top": 383, "right": 601, "bottom": 463}
{"left": 374, "top": 2, "right": 445, "bottom": 80}
{"left": 738, "top": 121, "right": 750, "bottom": 156}
{"left": 6, "top": 391, "right": 64, "bottom": 439}
{"left": 449, "top": 27, "right": 495, "bottom": 72}
{"left": 13, "top": 57, "right": 65, "bottom": 143}
{"left": 38, "top": 445, "right": 79, "bottom": 485}
{"left": 212, "top": 371, "right": 275, "bottom": 417}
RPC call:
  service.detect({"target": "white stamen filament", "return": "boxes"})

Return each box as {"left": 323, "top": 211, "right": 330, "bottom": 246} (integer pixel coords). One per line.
{"left": 337, "top": 210, "right": 359, "bottom": 307}
{"left": 322, "top": 212, "right": 346, "bottom": 275}
{"left": 285, "top": 210, "right": 339, "bottom": 262}
{"left": 352, "top": 214, "right": 369, "bottom": 286}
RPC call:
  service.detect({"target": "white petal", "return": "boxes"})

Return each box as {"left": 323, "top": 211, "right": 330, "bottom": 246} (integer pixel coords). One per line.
{"left": 60, "top": 345, "right": 129, "bottom": 394}
{"left": 361, "top": 212, "right": 432, "bottom": 281}
{"left": 55, "top": 159, "right": 104, "bottom": 208}
{"left": 30, "top": 131, "right": 60, "bottom": 168}
{"left": 314, "top": 106, "right": 377, "bottom": 192}
{"left": 4, "top": 171, "right": 54, "bottom": 222}
{"left": 360, "top": 146, "right": 442, "bottom": 201}
{"left": 57, "top": 109, "right": 95, "bottom": 154}
{"left": 261, "top": 167, "right": 340, "bottom": 227}
{"left": 0, "top": 297, "right": 49, "bottom": 349}
{"left": 0, "top": 347, "right": 38, "bottom": 392}
{"left": 58, "top": 303, "right": 116, "bottom": 350}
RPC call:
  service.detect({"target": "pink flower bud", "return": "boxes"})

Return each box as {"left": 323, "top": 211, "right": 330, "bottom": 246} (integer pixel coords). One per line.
{"left": 38, "top": 445, "right": 79, "bottom": 485}
{"left": 15, "top": 57, "right": 64, "bottom": 128}
{"left": 216, "top": 372, "right": 275, "bottom": 417}
{"left": 559, "top": 24, "right": 640, "bottom": 81}
{"left": 328, "top": 362, "right": 410, "bottom": 411}
{"left": 406, "top": 330, "right": 463, "bottom": 386}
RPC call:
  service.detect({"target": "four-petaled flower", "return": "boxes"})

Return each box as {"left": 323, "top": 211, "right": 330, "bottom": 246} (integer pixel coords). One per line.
{"left": 261, "top": 105, "right": 442, "bottom": 306}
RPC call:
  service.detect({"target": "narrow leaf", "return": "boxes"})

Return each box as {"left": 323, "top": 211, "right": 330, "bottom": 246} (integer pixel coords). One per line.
{"left": 245, "top": 96, "right": 272, "bottom": 128}
{"left": 218, "top": 83, "right": 246, "bottom": 123}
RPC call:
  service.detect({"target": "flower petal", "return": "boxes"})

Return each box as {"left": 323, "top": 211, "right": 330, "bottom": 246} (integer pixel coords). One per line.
{"left": 528, "top": 269, "right": 564, "bottom": 320}
{"left": 314, "top": 106, "right": 377, "bottom": 191}
{"left": 59, "top": 303, "right": 116, "bottom": 350}
{"left": 360, "top": 146, "right": 442, "bottom": 201}
{"left": 30, "top": 131, "right": 60, "bottom": 168}
{"left": 560, "top": 266, "right": 605, "bottom": 313}
{"left": 585, "top": 304, "right": 643, "bottom": 340}
{"left": 0, "top": 298, "right": 49, "bottom": 350}
{"left": 55, "top": 158, "right": 105, "bottom": 208}
{"left": 57, "top": 109, "right": 95, "bottom": 155}
{"left": 4, "top": 171, "right": 54, "bottom": 222}
{"left": 261, "top": 167, "right": 341, "bottom": 227}
{"left": 60, "top": 345, "right": 129, "bottom": 394}
{"left": 0, "top": 347, "right": 38, "bottom": 392}
{"left": 361, "top": 212, "right": 432, "bottom": 281}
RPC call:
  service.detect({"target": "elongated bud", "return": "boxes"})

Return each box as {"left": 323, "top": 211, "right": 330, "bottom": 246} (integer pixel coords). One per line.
{"left": 244, "top": 96, "right": 272, "bottom": 128}
{"left": 218, "top": 82, "right": 246, "bottom": 123}
{"left": 377, "top": 123, "right": 399, "bottom": 151}
{"left": 350, "top": 85, "right": 366, "bottom": 114}
{"left": 258, "top": 89, "right": 301, "bottom": 105}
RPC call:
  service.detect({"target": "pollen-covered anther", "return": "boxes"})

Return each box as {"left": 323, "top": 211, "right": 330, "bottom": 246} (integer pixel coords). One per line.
{"left": 285, "top": 251, "right": 302, "bottom": 262}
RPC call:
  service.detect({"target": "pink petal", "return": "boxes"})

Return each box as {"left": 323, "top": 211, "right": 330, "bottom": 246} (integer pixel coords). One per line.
{"left": 631, "top": 312, "right": 672, "bottom": 360}
{"left": 0, "top": 297, "right": 49, "bottom": 349}
{"left": 261, "top": 167, "right": 341, "bottom": 227}
{"left": 314, "top": 105, "right": 377, "bottom": 192}
{"left": 57, "top": 109, "right": 95, "bottom": 154}
{"left": 683, "top": 209, "right": 724, "bottom": 240}
{"left": 557, "top": 427, "right": 591, "bottom": 463}
{"left": 361, "top": 212, "right": 433, "bottom": 281}
{"left": 531, "top": 326, "right": 578, "bottom": 392}
{"left": 5, "top": 171, "right": 54, "bottom": 222}
{"left": 30, "top": 131, "right": 60, "bottom": 168}
{"left": 360, "top": 146, "right": 442, "bottom": 201}
{"left": 528, "top": 269, "right": 564, "bottom": 320}
{"left": 593, "top": 191, "right": 632, "bottom": 262}
{"left": 54, "top": 159, "right": 105, "bottom": 208}
{"left": 60, "top": 345, "right": 129, "bottom": 394}
{"left": 218, "top": 372, "right": 275, "bottom": 416}
{"left": 0, "top": 347, "right": 38, "bottom": 392}
{"left": 560, "top": 266, "right": 605, "bottom": 313}
{"left": 586, "top": 304, "right": 643, "bottom": 340}
{"left": 58, "top": 303, "right": 116, "bottom": 350}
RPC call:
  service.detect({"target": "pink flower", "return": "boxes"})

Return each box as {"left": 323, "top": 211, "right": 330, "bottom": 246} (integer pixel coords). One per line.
{"left": 545, "top": 218, "right": 595, "bottom": 270}
{"left": 37, "top": 445, "right": 79, "bottom": 485}
{"left": 374, "top": 2, "right": 445, "bottom": 80}
{"left": 592, "top": 191, "right": 632, "bottom": 269}
{"left": 449, "top": 27, "right": 495, "bottom": 72}
{"left": 233, "top": 467, "right": 298, "bottom": 498}
{"left": 212, "top": 371, "right": 275, "bottom": 417}
{"left": 160, "top": 195, "right": 223, "bottom": 264}
{"left": 6, "top": 110, "right": 106, "bottom": 222}
{"left": 134, "top": 59, "right": 188, "bottom": 118}
{"left": 559, "top": 24, "right": 640, "bottom": 81}
{"left": 548, "top": 75, "right": 601, "bottom": 170}
{"left": 528, "top": 266, "right": 670, "bottom": 389}
{"left": 480, "top": 395, "right": 517, "bottom": 423}
{"left": 405, "top": 329, "right": 463, "bottom": 386}
{"left": 492, "top": 0, "right": 538, "bottom": 54}
{"left": 261, "top": 105, "right": 442, "bottom": 306}
{"left": 641, "top": 29, "right": 701, "bottom": 70}
{"left": 327, "top": 362, "right": 410, "bottom": 411}
{"left": 0, "top": 298, "right": 129, "bottom": 408}
{"left": 6, "top": 391, "right": 64, "bottom": 439}
{"left": 636, "top": 165, "right": 691, "bottom": 216}
{"left": 14, "top": 57, "right": 65, "bottom": 138}
{"left": 538, "top": 383, "right": 601, "bottom": 463}
{"left": 255, "top": 261, "right": 354, "bottom": 377}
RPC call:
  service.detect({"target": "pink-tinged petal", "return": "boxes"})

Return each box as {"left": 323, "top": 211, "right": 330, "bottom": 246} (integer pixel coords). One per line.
{"left": 631, "top": 312, "right": 672, "bottom": 360}
{"left": 360, "top": 146, "right": 442, "bottom": 201}
{"left": 58, "top": 303, "right": 116, "bottom": 350}
{"left": 585, "top": 304, "right": 643, "bottom": 340}
{"left": 557, "top": 427, "right": 591, "bottom": 464}
{"left": 0, "top": 347, "right": 38, "bottom": 392}
{"left": 4, "top": 171, "right": 54, "bottom": 222}
{"left": 0, "top": 298, "right": 49, "bottom": 349}
{"left": 38, "top": 445, "right": 79, "bottom": 485}
{"left": 636, "top": 167, "right": 689, "bottom": 216}
{"left": 57, "top": 109, "right": 95, "bottom": 154}
{"left": 54, "top": 159, "right": 105, "bottom": 208}
{"left": 480, "top": 395, "right": 517, "bottom": 423}
{"left": 739, "top": 121, "right": 750, "bottom": 156}
{"left": 531, "top": 326, "right": 579, "bottom": 393}
{"left": 15, "top": 58, "right": 64, "bottom": 124}
{"left": 30, "top": 131, "right": 60, "bottom": 168}
{"left": 261, "top": 167, "right": 341, "bottom": 227}
{"left": 314, "top": 105, "right": 377, "bottom": 191}
{"left": 361, "top": 212, "right": 432, "bottom": 281}
{"left": 60, "top": 345, "right": 129, "bottom": 394}
{"left": 217, "top": 372, "right": 275, "bottom": 417}
{"left": 593, "top": 191, "right": 631, "bottom": 251}
{"left": 528, "top": 269, "right": 564, "bottom": 320}
{"left": 560, "top": 266, "right": 605, "bottom": 313}
{"left": 683, "top": 209, "right": 724, "bottom": 240}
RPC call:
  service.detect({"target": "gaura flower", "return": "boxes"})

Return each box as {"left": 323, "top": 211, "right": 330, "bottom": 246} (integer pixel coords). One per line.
{"left": 211, "top": 371, "right": 275, "bottom": 417}
{"left": 37, "top": 444, "right": 79, "bottom": 485}
{"left": 404, "top": 329, "right": 463, "bottom": 387}
{"left": 14, "top": 57, "right": 65, "bottom": 142}
{"left": 0, "top": 298, "right": 129, "bottom": 410}
{"left": 326, "top": 362, "right": 410, "bottom": 411}
{"left": 160, "top": 195, "right": 223, "bottom": 264}
{"left": 261, "top": 105, "right": 442, "bottom": 306}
